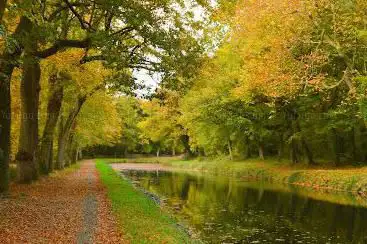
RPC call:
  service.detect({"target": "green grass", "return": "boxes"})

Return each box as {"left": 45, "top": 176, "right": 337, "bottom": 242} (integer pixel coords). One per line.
{"left": 95, "top": 159, "right": 191, "bottom": 244}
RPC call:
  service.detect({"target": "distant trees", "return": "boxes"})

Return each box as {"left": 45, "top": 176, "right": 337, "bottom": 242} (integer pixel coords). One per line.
{"left": 178, "top": 0, "right": 367, "bottom": 164}
{"left": 138, "top": 91, "right": 185, "bottom": 157}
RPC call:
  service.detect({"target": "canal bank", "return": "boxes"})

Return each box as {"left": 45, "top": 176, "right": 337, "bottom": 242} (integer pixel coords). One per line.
{"left": 108, "top": 157, "right": 367, "bottom": 197}
{"left": 119, "top": 166, "right": 367, "bottom": 243}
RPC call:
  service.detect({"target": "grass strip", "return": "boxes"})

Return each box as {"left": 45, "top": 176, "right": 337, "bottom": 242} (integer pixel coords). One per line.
{"left": 95, "top": 159, "right": 190, "bottom": 244}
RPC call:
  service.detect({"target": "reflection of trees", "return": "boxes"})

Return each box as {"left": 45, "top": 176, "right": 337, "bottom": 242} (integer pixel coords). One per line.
{"left": 129, "top": 171, "right": 367, "bottom": 243}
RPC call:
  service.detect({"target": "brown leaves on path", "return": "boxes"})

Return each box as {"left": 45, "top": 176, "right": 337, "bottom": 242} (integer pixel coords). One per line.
{"left": 0, "top": 160, "right": 125, "bottom": 243}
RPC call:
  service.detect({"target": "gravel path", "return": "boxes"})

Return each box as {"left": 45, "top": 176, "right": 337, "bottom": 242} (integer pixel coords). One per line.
{"left": 0, "top": 160, "right": 124, "bottom": 243}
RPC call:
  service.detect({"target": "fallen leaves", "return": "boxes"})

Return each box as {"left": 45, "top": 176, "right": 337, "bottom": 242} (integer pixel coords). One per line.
{"left": 0, "top": 160, "right": 125, "bottom": 243}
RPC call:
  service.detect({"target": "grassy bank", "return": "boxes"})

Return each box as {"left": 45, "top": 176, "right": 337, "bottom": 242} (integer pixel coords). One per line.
{"left": 167, "top": 158, "right": 367, "bottom": 196}
{"left": 95, "top": 159, "right": 190, "bottom": 244}
{"left": 108, "top": 157, "right": 367, "bottom": 196}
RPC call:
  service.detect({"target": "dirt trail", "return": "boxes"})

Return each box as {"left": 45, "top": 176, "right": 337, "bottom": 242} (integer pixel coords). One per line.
{"left": 0, "top": 160, "right": 124, "bottom": 243}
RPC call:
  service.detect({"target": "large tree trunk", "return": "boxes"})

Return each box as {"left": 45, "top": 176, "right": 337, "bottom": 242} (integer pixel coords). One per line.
{"left": 16, "top": 51, "right": 41, "bottom": 183}
{"left": 38, "top": 72, "right": 64, "bottom": 174}
{"left": 0, "top": 57, "right": 11, "bottom": 192}
{"left": 16, "top": 16, "right": 41, "bottom": 183}
{"left": 0, "top": 15, "right": 28, "bottom": 192}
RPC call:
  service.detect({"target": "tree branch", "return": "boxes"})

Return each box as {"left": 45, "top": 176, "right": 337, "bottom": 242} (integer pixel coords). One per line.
{"left": 36, "top": 39, "right": 91, "bottom": 59}
{"left": 48, "top": 2, "right": 87, "bottom": 21}
{"left": 80, "top": 54, "right": 106, "bottom": 64}
{"left": 63, "top": 0, "right": 95, "bottom": 31}
{"left": 111, "top": 26, "right": 134, "bottom": 36}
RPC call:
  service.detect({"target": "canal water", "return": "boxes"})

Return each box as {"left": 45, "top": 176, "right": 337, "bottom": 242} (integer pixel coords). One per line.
{"left": 122, "top": 170, "right": 367, "bottom": 243}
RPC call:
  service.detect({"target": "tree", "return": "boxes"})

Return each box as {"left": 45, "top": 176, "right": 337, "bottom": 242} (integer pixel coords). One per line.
{"left": 116, "top": 96, "right": 142, "bottom": 156}
{"left": 138, "top": 95, "right": 183, "bottom": 157}
{"left": 0, "top": 0, "right": 213, "bottom": 189}
{"left": 178, "top": 0, "right": 367, "bottom": 165}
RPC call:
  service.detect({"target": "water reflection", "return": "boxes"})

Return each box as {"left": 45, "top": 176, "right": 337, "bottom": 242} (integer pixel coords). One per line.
{"left": 123, "top": 170, "right": 367, "bottom": 243}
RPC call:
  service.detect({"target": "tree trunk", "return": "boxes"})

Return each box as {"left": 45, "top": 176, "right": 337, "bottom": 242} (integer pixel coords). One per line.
{"left": 291, "top": 138, "right": 299, "bottom": 164}
{"left": 16, "top": 16, "right": 41, "bottom": 183}
{"left": 74, "top": 146, "right": 79, "bottom": 164}
{"left": 68, "top": 142, "right": 77, "bottom": 165}
{"left": 358, "top": 122, "right": 367, "bottom": 162}
{"left": 65, "top": 126, "right": 77, "bottom": 167}
{"left": 331, "top": 128, "right": 341, "bottom": 166}
{"left": 296, "top": 120, "right": 315, "bottom": 165}
{"left": 56, "top": 115, "right": 65, "bottom": 169}
{"left": 181, "top": 134, "right": 194, "bottom": 159}
{"left": 228, "top": 140, "right": 233, "bottom": 160}
{"left": 258, "top": 142, "right": 265, "bottom": 160}
{"left": 56, "top": 96, "right": 86, "bottom": 169}
{"left": 78, "top": 149, "right": 83, "bottom": 161}
{"left": 38, "top": 72, "right": 63, "bottom": 174}
{"left": 278, "top": 133, "right": 284, "bottom": 162}
{"left": 0, "top": 55, "right": 12, "bottom": 192}
{"left": 123, "top": 146, "right": 128, "bottom": 157}
{"left": 351, "top": 128, "right": 357, "bottom": 162}
{"left": 156, "top": 147, "right": 160, "bottom": 157}
{"left": 301, "top": 139, "right": 315, "bottom": 165}
{"left": 0, "top": 16, "right": 28, "bottom": 192}
{"left": 0, "top": 0, "right": 6, "bottom": 21}
{"left": 243, "top": 137, "right": 251, "bottom": 159}
{"left": 48, "top": 140, "right": 54, "bottom": 172}
{"left": 16, "top": 52, "right": 41, "bottom": 183}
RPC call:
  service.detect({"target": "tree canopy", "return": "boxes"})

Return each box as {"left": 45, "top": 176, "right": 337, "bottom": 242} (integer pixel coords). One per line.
{"left": 1, "top": 0, "right": 367, "bottom": 193}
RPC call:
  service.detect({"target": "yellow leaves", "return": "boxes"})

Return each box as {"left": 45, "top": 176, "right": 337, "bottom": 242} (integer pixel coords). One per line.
{"left": 41, "top": 49, "right": 112, "bottom": 93}
{"left": 221, "top": 0, "right": 310, "bottom": 99}
{"left": 138, "top": 97, "right": 181, "bottom": 144}
{"left": 42, "top": 49, "right": 84, "bottom": 71}
{"left": 76, "top": 91, "right": 121, "bottom": 146}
